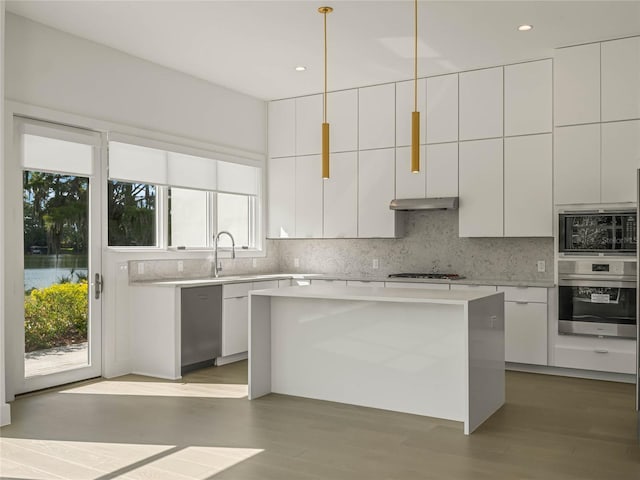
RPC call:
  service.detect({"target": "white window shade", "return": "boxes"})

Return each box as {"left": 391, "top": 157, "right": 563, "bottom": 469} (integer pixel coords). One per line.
{"left": 167, "top": 152, "right": 217, "bottom": 191}
{"left": 109, "top": 142, "right": 168, "bottom": 185}
{"left": 22, "top": 134, "right": 94, "bottom": 176}
{"left": 217, "top": 161, "right": 259, "bottom": 195}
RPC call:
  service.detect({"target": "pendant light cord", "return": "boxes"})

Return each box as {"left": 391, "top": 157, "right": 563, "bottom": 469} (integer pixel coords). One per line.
{"left": 324, "top": 10, "right": 328, "bottom": 123}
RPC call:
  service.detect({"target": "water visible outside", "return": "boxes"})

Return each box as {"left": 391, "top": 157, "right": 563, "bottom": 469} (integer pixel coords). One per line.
{"left": 24, "top": 254, "right": 88, "bottom": 291}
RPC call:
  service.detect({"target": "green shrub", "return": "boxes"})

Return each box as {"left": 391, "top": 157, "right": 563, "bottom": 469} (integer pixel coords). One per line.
{"left": 24, "top": 282, "right": 88, "bottom": 352}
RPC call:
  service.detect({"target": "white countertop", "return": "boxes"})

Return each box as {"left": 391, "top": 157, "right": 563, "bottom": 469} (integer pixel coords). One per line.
{"left": 250, "top": 285, "right": 504, "bottom": 305}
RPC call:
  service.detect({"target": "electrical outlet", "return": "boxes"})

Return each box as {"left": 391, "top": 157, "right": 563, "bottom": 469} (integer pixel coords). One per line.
{"left": 177, "top": 261, "right": 184, "bottom": 272}
{"left": 537, "top": 260, "right": 545, "bottom": 273}
{"left": 294, "top": 258, "right": 300, "bottom": 268}
{"left": 372, "top": 258, "right": 379, "bottom": 269}
{"left": 137, "top": 262, "right": 144, "bottom": 275}
{"left": 252, "top": 258, "right": 257, "bottom": 268}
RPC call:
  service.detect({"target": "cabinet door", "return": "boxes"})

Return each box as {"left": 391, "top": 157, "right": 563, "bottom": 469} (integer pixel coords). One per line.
{"left": 358, "top": 149, "right": 397, "bottom": 238}
{"left": 296, "top": 94, "right": 323, "bottom": 156}
{"left": 328, "top": 89, "right": 358, "bottom": 152}
{"left": 601, "top": 120, "right": 640, "bottom": 203}
{"left": 458, "top": 139, "right": 503, "bottom": 237}
{"left": 459, "top": 67, "right": 503, "bottom": 141}
{"left": 324, "top": 152, "right": 358, "bottom": 238}
{"left": 601, "top": 37, "right": 640, "bottom": 122}
{"left": 554, "top": 43, "right": 600, "bottom": 126}
{"left": 359, "top": 83, "right": 396, "bottom": 150}
{"left": 504, "top": 134, "right": 552, "bottom": 237}
{"left": 426, "top": 73, "right": 458, "bottom": 144}
{"left": 505, "top": 302, "right": 547, "bottom": 365}
{"left": 294, "top": 155, "right": 323, "bottom": 238}
{"left": 268, "top": 99, "right": 295, "bottom": 158}
{"left": 426, "top": 142, "right": 458, "bottom": 198}
{"left": 554, "top": 124, "right": 600, "bottom": 205}
{"left": 222, "top": 296, "right": 249, "bottom": 356}
{"left": 267, "top": 156, "right": 295, "bottom": 238}
{"left": 504, "top": 60, "right": 552, "bottom": 136}
{"left": 396, "top": 78, "right": 426, "bottom": 147}
{"left": 396, "top": 146, "right": 426, "bottom": 199}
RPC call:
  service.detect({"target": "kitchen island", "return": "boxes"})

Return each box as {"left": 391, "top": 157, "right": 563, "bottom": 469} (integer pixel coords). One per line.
{"left": 249, "top": 285, "right": 505, "bottom": 434}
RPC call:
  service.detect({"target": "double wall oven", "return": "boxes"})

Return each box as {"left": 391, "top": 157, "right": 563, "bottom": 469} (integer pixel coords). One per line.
{"left": 558, "top": 210, "right": 637, "bottom": 340}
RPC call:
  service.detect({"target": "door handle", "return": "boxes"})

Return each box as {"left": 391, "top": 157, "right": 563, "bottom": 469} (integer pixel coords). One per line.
{"left": 94, "top": 273, "right": 104, "bottom": 300}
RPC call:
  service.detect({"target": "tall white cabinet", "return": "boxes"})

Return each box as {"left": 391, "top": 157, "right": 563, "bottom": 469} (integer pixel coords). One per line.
{"left": 323, "top": 152, "right": 358, "bottom": 238}
{"left": 459, "top": 67, "right": 503, "bottom": 141}
{"left": 358, "top": 149, "right": 397, "bottom": 238}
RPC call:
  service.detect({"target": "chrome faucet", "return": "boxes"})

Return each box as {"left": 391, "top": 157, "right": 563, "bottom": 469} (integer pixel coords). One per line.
{"left": 213, "top": 231, "right": 236, "bottom": 277}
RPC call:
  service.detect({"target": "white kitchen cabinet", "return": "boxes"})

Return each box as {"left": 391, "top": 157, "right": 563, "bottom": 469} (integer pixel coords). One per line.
{"left": 459, "top": 67, "right": 503, "bottom": 141}
{"left": 504, "top": 302, "right": 548, "bottom": 365}
{"left": 358, "top": 148, "right": 398, "bottom": 238}
{"left": 601, "top": 120, "right": 640, "bottom": 204}
{"left": 450, "top": 284, "right": 498, "bottom": 293}
{"left": 267, "top": 156, "right": 295, "bottom": 238}
{"left": 222, "top": 292, "right": 249, "bottom": 357}
{"left": 359, "top": 83, "right": 396, "bottom": 150}
{"left": 554, "top": 336, "right": 636, "bottom": 374}
{"left": 504, "top": 134, "right": 552, "bottom": 237}
{"left": 295, "top": 94, "right": 323, "bottom": 156}
{"left": 268, "top": 99, "right": 295, "bottom": 158}
{"left": 278, "top": 279, "right": 291, "bottom": 288}
{"left": 310, "top": 279, "right": 347, "bottom": 286}
{"left": 328, "top": 89, "right": 358, "bottom": 153}
{"left": 396, "top": 78, "right": 426, "bottom": 147}
{"left": 323, "top": 151, "right": 358, "bottom": 238}
{"left": 601, "top": 37, "right": 640, "bottom": 122}
{"left": 554, "top": 124, "right": 600, "bottom": 205}
{"left": 458, "top": 139, "right": 503, "bottom": 237}
{"left": 426, "top": 73, "right": 458, "bottom": 144}
{"left": 554, "top": 43, "right": 600, "bottom": 126}
{"left": 252, "top": 280, "right": 280, "bottom": 291}
{"left": 395, "top": 146, "right": 426, "bottom": 199}
{"left": 504, "top": 60, "right": 552, "bottom": 136}
{"left": 294, "top": 155, "right": 323, "bottom": 238}
{"left": 426, "top": 142, "right": 458, "bottom": 198}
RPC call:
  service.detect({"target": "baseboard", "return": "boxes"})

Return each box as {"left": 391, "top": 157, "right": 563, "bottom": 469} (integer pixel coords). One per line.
{"left": 506, "top": 362, "right": 636, "bottom": 384}
{"left": 216, "top": 352, "right": 248, "bottom": 366}
{"left": 0, "top": 403, "right": 11, "bottom": 427}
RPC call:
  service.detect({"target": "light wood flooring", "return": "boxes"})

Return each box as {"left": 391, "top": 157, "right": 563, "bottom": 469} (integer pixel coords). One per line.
{"left": 1, "top": 362, "right": 639, "bottom": 479}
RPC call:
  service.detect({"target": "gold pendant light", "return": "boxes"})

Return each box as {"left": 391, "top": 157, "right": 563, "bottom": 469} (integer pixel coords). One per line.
{"left": 411, "top": 0, "right": 420, "bottom": 173}
{"left": 319, "top": 6, "right": 333, "bottom": 179}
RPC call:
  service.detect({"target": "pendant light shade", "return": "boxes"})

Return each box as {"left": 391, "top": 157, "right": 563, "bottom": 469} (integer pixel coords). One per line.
{"left": 319, "top": 6, "right": 333, "bottom": 179}
{"left": 411, "top": 0, "right": 420, "bottom": 174}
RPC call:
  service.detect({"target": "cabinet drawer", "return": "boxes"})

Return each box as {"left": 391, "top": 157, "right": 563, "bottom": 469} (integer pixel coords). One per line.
{"left": 505, "top": 302, "right": 547, "bottom": 365}
{"left": 278, "top": 279, "right": 291, "bottom": 288}
{"left": 252, "top": 280, "right": 279, "bottom": 291}
{"left": 450, "top": 284, "right": 497, "bottom": 292}
{"left": 346, "top": 280, "right": 385, "bottom": 287}
{"left": 311, "top": 279, "right": 347, "bottom": 286}
{"left": 385, "top": 281, "right": 450, "bottom": 290}
{"left": 498, "top": 286, "right": 547, "bottom": 303}
{"left": 554, "top": 345, "right": 636, "bottom": 375}
{"left": 223, "top": 282, "right": 252, "bottom": 299}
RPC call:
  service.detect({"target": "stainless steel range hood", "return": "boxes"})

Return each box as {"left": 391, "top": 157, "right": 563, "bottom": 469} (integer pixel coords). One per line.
{"left": 389, "top": 197, "right": 458, "bottom": 211}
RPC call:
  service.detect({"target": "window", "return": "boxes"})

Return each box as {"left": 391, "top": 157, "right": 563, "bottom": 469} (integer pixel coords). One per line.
{"left": 108, "top": 181, "right": 157, "bottom": 247}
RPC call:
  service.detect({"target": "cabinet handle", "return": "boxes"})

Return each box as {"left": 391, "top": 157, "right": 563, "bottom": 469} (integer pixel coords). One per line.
{"left": 515, "top": 301, "right": 529, "bottom": 305}
{"left": 516, "top": 286, "right": 528, "bottom": 290}
{"left": 594, "top": 349, "right": 609, "bottom": 354}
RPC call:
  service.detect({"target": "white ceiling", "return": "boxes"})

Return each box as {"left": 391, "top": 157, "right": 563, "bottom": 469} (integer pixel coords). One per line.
{"left": 6, "top": 1, "right": 640, "bottom": 100}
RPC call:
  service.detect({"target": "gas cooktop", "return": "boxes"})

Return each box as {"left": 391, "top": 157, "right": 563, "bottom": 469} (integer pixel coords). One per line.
{"left": 388, "top": 273, "right": 465, "bottom": 280}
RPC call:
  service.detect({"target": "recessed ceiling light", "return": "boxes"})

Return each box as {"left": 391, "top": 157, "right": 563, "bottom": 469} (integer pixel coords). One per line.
{"left": 295, "top": 66, "right": 307, "bottom": 72}
{"left": 518, "top": 24, "right": 533, "bottom": 31}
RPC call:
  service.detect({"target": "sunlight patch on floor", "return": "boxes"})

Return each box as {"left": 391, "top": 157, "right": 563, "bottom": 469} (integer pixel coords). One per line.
{"left": 0, "top": 437, "right": 263, "bottom": 479}
{"left": 59, "top": 380, "right": 249, "bottom": 398}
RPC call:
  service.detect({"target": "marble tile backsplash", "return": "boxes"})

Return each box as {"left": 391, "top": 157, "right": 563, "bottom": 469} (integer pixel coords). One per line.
{"left": 275, "top": 210, "right": 555, "bottom": 282}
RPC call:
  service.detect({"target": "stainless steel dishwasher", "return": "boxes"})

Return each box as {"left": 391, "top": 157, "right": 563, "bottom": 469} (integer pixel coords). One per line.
{"left": 180, "top": 285, "right": 222, "bottom": 375}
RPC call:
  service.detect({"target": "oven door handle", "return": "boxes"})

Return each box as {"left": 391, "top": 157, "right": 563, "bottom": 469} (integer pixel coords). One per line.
{"left": 558, "top": 279, "right": 637, "bottom": 288}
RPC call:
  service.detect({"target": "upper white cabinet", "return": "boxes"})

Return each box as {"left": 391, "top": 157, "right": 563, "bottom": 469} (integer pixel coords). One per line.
{"left": 267, "top": 156, "right": 295, "bottom": 238}
{"left": 554, "top": 124, "right": 600, "bottom": 205}
{"left": 426, "top": 142, "right": 458, "bottom": 198}
{"left": 396, "top": 79, "right": 426, "bottom": 147}
{"left": 504, "top": 134, "right": 552, "bottom": 237}
{"left": 504, "top": 60, "right": 552, "bottom": 136}
{"left": 601, "top": 37, "right": 640, "bottom": 122}
{"left": 601, "top": 120, "right": 640, "bottom": 204}
{"left": 396, "top": 146, "right": 426, "bottom": 199}
{"left": 268, "top": 99, "right": 295, "bottom": 158}
{"left": 328, "top": 89, "right": 358, "bottom": 152}
{"left": 459, "top": 138, "right": 504, "bottom": 237}
{"left": 359, "top": 83, "right": 396, "bottom": 150}
{"left": 324, "top": 152, "right": 358, "bottom": 238}
{"left": 295, "top": 155, "right": 323, "bottom": 238}
{"left": 295, "top": 94, "right": 323, "bottom": 156}
{"left": 358, "top": 149, "right": 398, "bottom": 237}
{"left": 554, "top": 43, "right": 600, "bottom": 126}
{"left": 426, "top": 73, "right": 458, "bottom": 144}
{"left": 459, "top": 67, "right": 503, "bottom": 141}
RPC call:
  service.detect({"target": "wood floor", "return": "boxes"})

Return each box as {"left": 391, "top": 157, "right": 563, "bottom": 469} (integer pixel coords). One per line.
{"left": 1, "top": 362, "right": 639, "bottom": 479}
